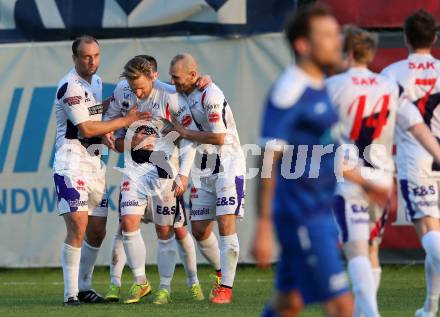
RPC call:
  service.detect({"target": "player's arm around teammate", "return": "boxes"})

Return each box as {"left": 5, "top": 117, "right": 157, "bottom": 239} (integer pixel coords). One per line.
{"left": 54, "top": 36, "right": 149, "bottom": 306}
{"left": 165, "top": 54, "right": 245, "bottom": 304}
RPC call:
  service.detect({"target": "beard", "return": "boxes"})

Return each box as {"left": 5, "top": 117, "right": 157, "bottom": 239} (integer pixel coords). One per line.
{"left": 310, "top": 53, "right": 341, "bottom": 76}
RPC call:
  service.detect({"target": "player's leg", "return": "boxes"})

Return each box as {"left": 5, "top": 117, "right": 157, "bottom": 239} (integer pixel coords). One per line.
{"left": 119, "top": 176, "right": 152, "bottom": 304}
{"left": 190, "top": 183, "right": 222, "bottom": 297}
{"left": 105, "top": 193, "right": 126, "bottom": 302}
{"left": 213, "top": 214, "right": 239, "bottom": 304}
{"left": 306, "top": 216, "right": 353, "bottom": 317}
{"left": 261, "top": 290, "right": 304, "bottom": 317}
{"left": 76, "top": 176, "right": 108, "bottom": 304}
{"left": 54, "top": 172, "right": 89, "bottom": 305}
{"left": 415, "top": 216, "right": 440, "bottom": 317}
{"left": 174, "top": 207, "right": 204, "bottom": 301}
{"left": 153, "top": 224, "right": 177, "bottom": 304}
{"left": 400, "top": 178, "right": 440, "bottom": 317}
{"left": 62, "top": 211, "right": 88, "bottom": 305}
{"left": 210, "top": 175, "right": 244, "bottom": 304}
{"left": 334, "top": 192, "right": 380, "bottom": 317}
{"left": 105, "top": 224, "right": 126, "bottom": 302}
{"left": 323, "top": 293, "right": 354, "bottom": 317}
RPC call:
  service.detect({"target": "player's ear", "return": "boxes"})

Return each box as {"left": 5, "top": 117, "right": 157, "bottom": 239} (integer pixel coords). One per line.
{"left": 293, "top": 37, "right": 311, "bottom": 58}
{"left": 433, "top": 34, "right": 438, "bottom": 46}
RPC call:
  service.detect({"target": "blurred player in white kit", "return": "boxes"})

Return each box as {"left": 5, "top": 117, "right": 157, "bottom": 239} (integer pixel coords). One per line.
{"left": 327, "top": 25, "right": 440, "bottom": 317}
{"left": 381, "top": 9, "right": 440, "bottom": 317}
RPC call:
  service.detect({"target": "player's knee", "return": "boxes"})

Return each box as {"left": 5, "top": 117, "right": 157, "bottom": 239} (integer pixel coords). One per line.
{"left": 89, "top": 227, "right": 106, "bottom": 245}
{"left": 273, "top": 291, "right": 303, "bottom": 317}
{"left": 191, "top": 225, "right": 209, "bottom": 241}
{"left": 156, "top": 225, "right": 174, "bottom": 240}
{"left": 217, "top": 215, "right": 236, "bottom": 236}
{"left": 334, "top": 294, "right": 354, "bottom": 317}
{"left": 121, "top": 216, "right": 140, "bottom": 232}
{"left": 174, "top": 226, "right": 188, "bottom": 240}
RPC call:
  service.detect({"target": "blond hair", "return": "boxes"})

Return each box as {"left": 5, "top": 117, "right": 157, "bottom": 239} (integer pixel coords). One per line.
{"left": 343, "top": 25, "right": 378, "bottom": 64}
{"left": 122, "top": 56, "right": 154, "bottom": 80}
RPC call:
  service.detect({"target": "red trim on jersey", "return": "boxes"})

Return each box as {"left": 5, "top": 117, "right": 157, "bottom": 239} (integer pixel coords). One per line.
{"left": 201, "top": 91, "right": 207, "bottom": 110}
{"left": 166, "top": 103, "right": 170, "bottom": 120}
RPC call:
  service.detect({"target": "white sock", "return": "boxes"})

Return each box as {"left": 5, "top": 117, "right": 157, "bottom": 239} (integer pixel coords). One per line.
{"left": 424, "top": 255, "right": 440, "bottom": 313}
{"left": 219, "top": 233, "right": 239, "bottom": 288}
{"left": 110, "top": 232, "right": 126, "bottom": 287}
{"left": 176, "top": 234, "right": 199, "bottom": 286}
{"left": 61, "top": 243, "right": 81, "bottom": 301}
{"left": 78, "top": 240, "right": 100, "bottom": 292}
{"left": 372, "top": 267, "right": 382, "bottom": 293}
{"left": 354, "top": 267, "right": 381, "bottom": 317}
{"left": 348, "top": 256, "right": 380, "bottom": 317}
{"left": 197, "top": 232, "right": 221, "bottom": 271}
{"left": 157, "top": 237, "right": 177, "bottom": 292}
{"left": 122, "top": 230, "right": 147, "bottom": 284}
{"left": 353, "top": 298, "right": 365, "bottom": 317}
{"left": 422, "top": 231, "right": 440, "bottom": 313}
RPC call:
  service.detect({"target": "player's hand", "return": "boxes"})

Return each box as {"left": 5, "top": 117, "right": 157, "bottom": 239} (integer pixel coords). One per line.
{"left": 132, "top": 133, "right": 156, "bottom": 150}
{"left": 162, "top": 117, "right": 185, "bottom": 136}
{"left": 102, "top": 132, "right": 116, "bottom": 150}
{"left": 252, "top": 218, "right": 273, "bottom": 269}
{"left": 126, "top": 106, "right": 152, "bottom": 124}
{"left": 172, "top": 174, "right": 188, "bottom": 197}
{"left": 196, "top": 75, "right": 212, "bottom": 90}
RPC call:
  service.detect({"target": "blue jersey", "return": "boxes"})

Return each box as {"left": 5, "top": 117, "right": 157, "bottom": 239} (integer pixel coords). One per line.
{"left": 261, "top": 65, "right": 339, "bottom": 221}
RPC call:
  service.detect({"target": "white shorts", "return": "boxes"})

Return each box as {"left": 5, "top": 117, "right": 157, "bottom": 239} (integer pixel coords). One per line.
{"left": 53, "top": 171, "right": 108, "bottom": 217}
{"left": 399, "top": 177, "right": 440, "bottom": 221}
{"left": 333, "top": 181, "right": 388, "bottom": 245}
{"left": 190, "top": 174, "right": 245, "bottom": 221}
{"left": 119, "top": 173, "right": 186, "bottom": 228}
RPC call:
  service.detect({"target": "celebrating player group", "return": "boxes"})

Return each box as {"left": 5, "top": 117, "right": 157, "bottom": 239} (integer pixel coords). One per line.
{"left": 52, "top": 2, "right": 440, "bottom": 316}
{"left": 253, "top": 4, "right": 440, "bottom": 317}
{"left": 53, "top": 36, "right": 244, "bottom": 306}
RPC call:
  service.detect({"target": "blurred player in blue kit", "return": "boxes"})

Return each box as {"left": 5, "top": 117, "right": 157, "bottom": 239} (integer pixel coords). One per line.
{"left": 252, "top": 4, "right": 390, "bottom": 317}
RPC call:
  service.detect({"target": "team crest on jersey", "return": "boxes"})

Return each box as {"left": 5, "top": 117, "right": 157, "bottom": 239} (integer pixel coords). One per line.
{"left": 209, "top": 113, "right": 220, "bottom": 123}
{"left": 84, "top": 91, "right": 91, "bottom": 102}
{"left": 181, "top": 115, "right": 193, "bottom": 127}
{"left": 121, "top": 180, "right": 130, "bottom": 191}
{"left": 75, "top": 179, "right": 86, "bottom": 191}
{"left": 63, "top": 96, "right": 82, "bottom": 106}
{"left": 190, "top": 187, "right": 198, "bottom": 199}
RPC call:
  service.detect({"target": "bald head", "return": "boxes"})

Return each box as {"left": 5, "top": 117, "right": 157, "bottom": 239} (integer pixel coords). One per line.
{"left": 171, "top": 53, "right": 199, "bottom": 74}
{"left": 169, "top": 53, "right": 200, "bottom": 94}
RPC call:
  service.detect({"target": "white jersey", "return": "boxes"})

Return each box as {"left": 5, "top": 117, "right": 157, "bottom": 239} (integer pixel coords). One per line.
{"left": 104, "top": 79, "right": 197, "bottom": 178}
{"left": 326, "top": 67, "right": 422, "bottom": 178}
{"left": 183, "top": 83, "right": 245, "bottom": 176}
{"left": 53, "top": 68, "right": 103, "bottom": 173}
{"left": 381, "top": 53, "right": 440, "bottom": 179}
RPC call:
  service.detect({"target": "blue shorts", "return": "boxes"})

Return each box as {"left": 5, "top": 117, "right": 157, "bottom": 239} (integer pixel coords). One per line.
{"left": 274, "top": 214, "right": 349, "bottom": 304}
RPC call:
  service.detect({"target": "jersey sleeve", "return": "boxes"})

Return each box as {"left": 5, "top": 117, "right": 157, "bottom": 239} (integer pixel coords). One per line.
{"left": 202, "top": 90, "right": 228, "bottom": 134}
{"left": 57, "top": 81, "right": 89, "bottom": 125}
{"left": 397, "top": 95, "right": 424, "bottom": 130}
{"left": 103, "top": 88, "right": 123, "bottom": 121}
{"left": 259, "top": 90, "right": 299, "bottom": 151}
{"left": 153, "top": 80, "right": 176, "bottom": 94}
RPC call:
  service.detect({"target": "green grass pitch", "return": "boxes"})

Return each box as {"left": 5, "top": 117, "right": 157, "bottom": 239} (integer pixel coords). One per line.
{"left": 0, "top": 264, "right": 427, "bottom": 317}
